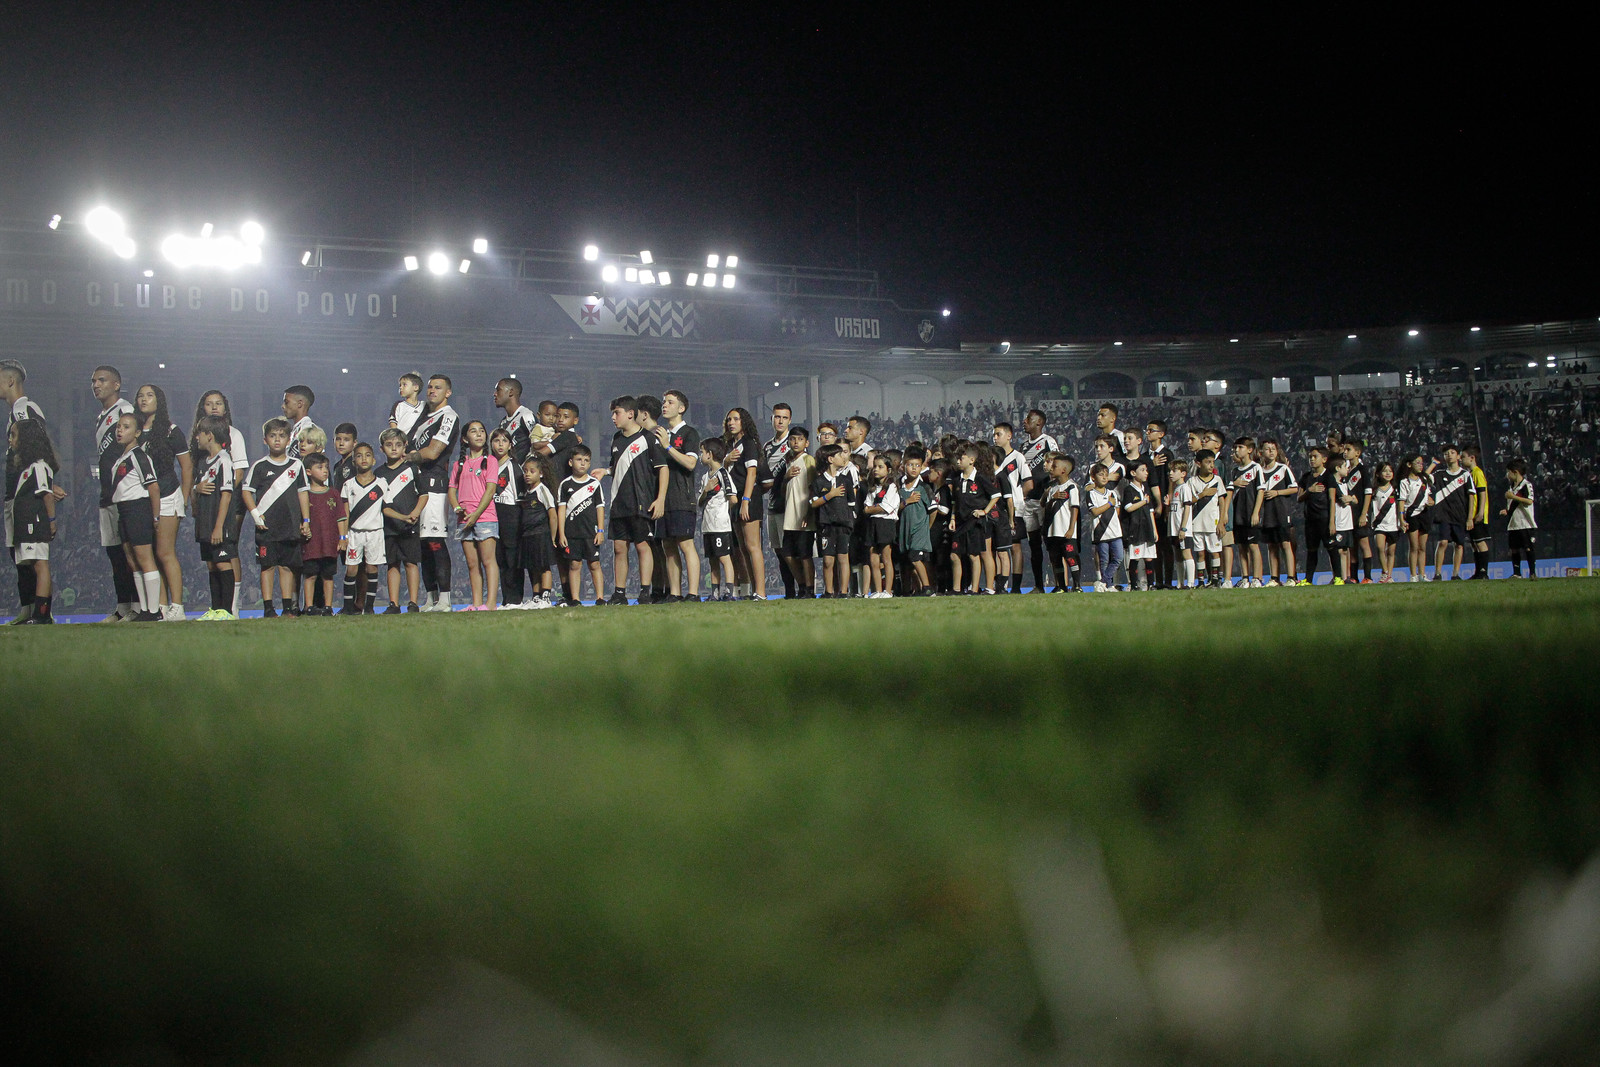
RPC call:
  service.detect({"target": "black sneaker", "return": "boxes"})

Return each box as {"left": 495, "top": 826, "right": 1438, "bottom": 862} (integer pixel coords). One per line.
{"left": 382, "top": 604, "right": 402, "bottom": 615}
{"left": 406, "top": 602, "right": 420, "bottom": 613}
{"left": 18, "top": 614, "right": 54, "bottom": 624}
{"left": 680, "top": 595, "right": 700, "bottom": 603}
{"left": 133, "top": 610, "right": 164, "bottom": 622}
{"left": 606, "top": 591, "right": 629, "bottom": 606}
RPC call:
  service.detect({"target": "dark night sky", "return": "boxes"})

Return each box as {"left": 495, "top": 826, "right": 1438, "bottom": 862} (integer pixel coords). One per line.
{"left": 2, "top": 5, "right": 1592, "bottom": 338}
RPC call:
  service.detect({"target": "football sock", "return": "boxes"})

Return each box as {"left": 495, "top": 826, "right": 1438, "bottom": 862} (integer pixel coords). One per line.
{"left": 231, "top": 573, "right": 242, "bottom": 616}
{"left": 140, "top": 571, "right": 161, "bottom": 613}
{"left": 1473, "top": 547, "right": 1489, "bottom": 576}
{"left": 1011, "top": 572, "right": 1024, "bottom": 593}
{"left": 280, "top": 597, "right": 295, "bottom": 614}
{"left": 312, "top": 581, "right": 326, "bottom": 609}
{"left": 18, "top": 564, "right": 36, "bottom": 606}
{"left": 217, "top": 570, "right": 235, "bottom": 611}
{"left": 1184, "top": 559, "right": 1196, "bottom": 585}
{"left": 344, "top": 575, "right": 357, "bottom": 611}
{"left": 780, "top": 559, "right": 795, "bottom": 599}
{"left": 419, "top": 542, "right": 439, "bottom": 593}
{"left": 1029, "top": 537, "right": 1046, "bottom": 593}
{"left": 34, "top": 593, "right": 52, "bottom": 620}
{"left": 367, "top": 570, "right": 380, "bottom": 607}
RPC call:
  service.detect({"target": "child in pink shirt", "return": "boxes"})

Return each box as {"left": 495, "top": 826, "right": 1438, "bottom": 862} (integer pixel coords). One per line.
{"left": 449, "top": 420, "right": 500, "bottom": 609}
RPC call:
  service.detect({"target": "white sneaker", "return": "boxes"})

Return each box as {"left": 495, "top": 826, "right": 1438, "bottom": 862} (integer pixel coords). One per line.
{"left": 165, "top": 604, "right": 186, "bottom": 621}
{"left": 1265, "top": 578, "right": 1281, "bottom": 587}
{"left": 1093, "top": 581, "right": 1107, "bottom": 593}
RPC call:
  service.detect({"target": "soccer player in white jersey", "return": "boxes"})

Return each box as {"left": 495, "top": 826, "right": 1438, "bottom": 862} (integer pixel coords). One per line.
{"left": 282, "top": 385, "right": 317, "bottom": 460}
{"left": 1252, "top": 438, "right": 1298, "bottom": 587}
{"left": 1166, "top": 458, "right": 1196, "bottom": 587}
{"left": 2, "top": 359, "right": 58, "bottom": 623}
{"left": 1500, "top": 459, "right": 1538, "bottom": 578}
{"left": 90, "top": 365, "right": 140, "bottom": 620}
{"left": 389, "top": 372, "right": 424, "bottom": 435}
{"left": 1019, "top": 409, "right": 1059, "bottom": 593}
{"left": 991, "top": 422, "right": 1033, "bottom": 592}
{"left": 405, "top": 374, "right": 461, "bottom": 610}
{"left": 1186, "top": 449, "right": 1225, "bottom": 587}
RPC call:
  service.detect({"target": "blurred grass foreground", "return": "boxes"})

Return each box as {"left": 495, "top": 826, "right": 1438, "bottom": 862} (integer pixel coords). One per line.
{"left": 3, "top": 580, "right": 1599, "bottom": 1065}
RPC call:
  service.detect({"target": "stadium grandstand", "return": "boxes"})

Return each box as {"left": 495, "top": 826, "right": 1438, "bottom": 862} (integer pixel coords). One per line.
{"left": 5, "top": 216, "right": 1599, "bottom": 611}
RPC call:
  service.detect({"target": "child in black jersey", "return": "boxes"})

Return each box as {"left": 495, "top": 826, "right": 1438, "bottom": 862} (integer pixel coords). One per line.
{"left": 190, "top": 415, "right": 238, "bottom": 619}
{"left": 517, "top": 456, "right": 559, "bottom": 607}
{"left": 7, "top": 418, "right": 59, "bottom": 622}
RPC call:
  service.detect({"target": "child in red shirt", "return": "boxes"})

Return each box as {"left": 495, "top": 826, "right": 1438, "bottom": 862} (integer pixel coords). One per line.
{"left": 302, "top": 452, "right": 349, "bottom": 615}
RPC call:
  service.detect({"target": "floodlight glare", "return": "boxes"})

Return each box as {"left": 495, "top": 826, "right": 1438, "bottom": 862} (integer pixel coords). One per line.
{"left": 240, "top": 221, "right": 265, "bottom": 245}
{"left": 624, "top": 266, "right": 638, "bottom": 282}
{"left": 403, "top": 255, "right": 420, "bottom": 271}
{"left": 702, "top": 272, "right": 716, "bottom": 287}
{"left": 112, "top": 235, "right": 136, "bottom": 259}
{"left": 200, "top": 222, "right": 214, "bottom": 238}
{"left": 459, "top": 259, "right": 471, "bottom": 274}
{"left": 48, "top": 214, "right": 61, "bottom": 230}
{"left": 161, "top": 234, "right": 194, "bottom": 268}
{"left": 1348, "top": 334, "right": 1357, "bottom": 339}
{"left": 84, "top": 206, "right": 125, "bottom": 243}
{"left": 142, "top": 270, "right": 153, "bottom": 278}
{"left": 301, "top": 250, "right": 312, "bottom": 266}
{"left": 658, "top": 271, "right": 671, "bottom": 285}
{"left": 706, "top": 254, "right": 719, "bottom": 269}
{"left": 427, "top": 252, "right": 449, "bottom": 275}
{"left": 686, "top": 273, "right": 699, "bottom": 287}
{"left": 1407, "top": 329, "right": 1420, "bottom": 337}
{"left": 942, "top": 308, "right": 951, "bottom": 317}
{"left": 639, "top": 250, "right": 653, "bottom": 265}
{"left": 1229, "top": 338, "right": 1239, "bottom": 343}
{"left": 583, "top": 244, "right": 599, "bottom": 261}
{"left": 725, "top": 255, "right": 738, "bottom": 269}
{"left": 1470, "top": 326, "right": 1481, "bottom": 332}
{"left": 640, "top": 269, "right": 655, "bottom": 285}
{"left": 601, "top": 264, "right": 619, "bottom": 283}
{"left": 722, "top": 273, "right": 735, "bottom": 289}
{"left": 472, "top": 238, "right": 488, "bottom": 254}
{"left": 1528, "top": 361, "right": 1537, "bottom": 368}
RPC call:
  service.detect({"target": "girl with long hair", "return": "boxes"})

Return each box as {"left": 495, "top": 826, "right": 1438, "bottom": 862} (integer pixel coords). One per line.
{"left": 135, "top": 383, "right": 191, "bottom": 618}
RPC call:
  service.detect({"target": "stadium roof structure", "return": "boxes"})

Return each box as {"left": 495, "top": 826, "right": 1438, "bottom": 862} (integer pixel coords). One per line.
{"left": 5, "top": 221, "right": 1598, "bottom": 388}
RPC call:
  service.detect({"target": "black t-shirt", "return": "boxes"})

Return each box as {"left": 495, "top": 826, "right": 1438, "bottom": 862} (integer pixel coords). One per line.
{"left": 1432, "top": 467, "right": 1473, "bottom": 525}
{"left": 1300, "top": 468, "right": 1331, "bottom": 521}
{"left": 192, "top": 451, "right": 235, "bottom": 541}
{"left": 141, "top": 422, "right": 189, "bottom": 497}
{"left": 245, "top": 457, "right": 309, "bottom": 542}
{"left": 953, "top": 472, "right": 998, "bottom": 526}
{"left": 331, "top": 452, "right": 358, "bottom": 492}
{"left": 608, "top": 429, "right": 665, "bottom": 518}
{"left": 1346, "top": 463, "right": 1370, "bottom": 526}
{"left": 406, "top": 404, "right": 460, "bottom": 490}
{"left": 660, "top": 421, "right": 702, "bottom": 513}
{"left": 559, "top": 476, "right": 603, "bottom": 540}
{"left": 377, "top": 460, "right": 424, "bottom": 534}
{"left": 548, "top": 429, "right": 582, "bottom": 482}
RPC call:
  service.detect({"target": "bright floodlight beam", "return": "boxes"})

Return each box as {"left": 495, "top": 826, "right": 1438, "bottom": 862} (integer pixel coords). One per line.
{"left": 459, "top": 259, "right": 471, "bottom": 274}
{"left": 721, "top": 273, "right": 735, "bottom": 288}
{"left": 686, "top": 273, "right": 699, "bottom": 287}
{"left": 403, "top": 255, "right": 419, "bottom": 271}
{"left": 583, "top": 244, "right": 599, "bottom": 261}
{"left": 639, "top": 250, "right": 653, "bottom": 265}
{"left": 601, "top": 264, "right": 619, "bottom": 283}
{"left": 703, "top": 272, "right": 716, "bottom": 287}
{"left": 48, "top": 214, "right": 61, "bottom": 230}
{"left": 84, "top": 206, "right": 125, "bottom": 244}
{"left": 112, "top": 235, "right": 136, "bottom": 259}
{"left": 301, "top": 250, "right": 313, "bottom": 266}
{"left": 706, "top": 253, "right": 719, "bottom": 269}
{"left": 658, "top": 271, "right": 671, "bottom": 285}
{"left": 472, "top": 238, "right": 488, "bottom": 255}
{"left": 623, "top": 266, "right": 637, "bottom": 282}
{"left": 725, "top": 255, "right": 738, "bottom": 268}
{"left": 241, "top": 221, "right": 265, "bottom": 246}
{"left": 427, "top": 252, "right": 449, "bottom": 275}
{"left": 640, "top": 269, "right": 655, "bottom": 285}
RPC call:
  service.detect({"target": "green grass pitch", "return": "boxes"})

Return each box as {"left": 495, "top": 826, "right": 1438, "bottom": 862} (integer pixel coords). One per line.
{"left": 4, "top": 581, "right": 1599, "bottom": 1064}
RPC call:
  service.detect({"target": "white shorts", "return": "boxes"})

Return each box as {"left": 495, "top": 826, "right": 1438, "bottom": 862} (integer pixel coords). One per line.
{"left": 1129, "top": 543, "right": 1157, "bottom": 560}
{"left": 419, "top": 491, "right": 448, "bottom": 538}
{"left": 160, "top": 488, "right": 185, "bottom": 518}
{"left": 14, "top": 541, "right": 49, "bottom": 562}
{"left": 1193, "top": 531, "right": 1222, "bottom": 555}
{"left": 1022, "top": 498, "right": 1043, "bottom": 533}
{"left": 345, "top": 528, "right": 387, "bottom": 566}
{"left": 100, "top": 505, "right": 123, "bottom": 547}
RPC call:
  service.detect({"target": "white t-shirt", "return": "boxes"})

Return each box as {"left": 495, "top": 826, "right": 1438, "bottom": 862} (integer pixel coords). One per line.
{"left": 1507, "top": 479, "right": 1537, "bottom": 531}
{"left": 1087, "top": 486, "right": 1122, "bottom": 542}
{"left": 1166, "top": 480, "right": 1194, "bottom": 539}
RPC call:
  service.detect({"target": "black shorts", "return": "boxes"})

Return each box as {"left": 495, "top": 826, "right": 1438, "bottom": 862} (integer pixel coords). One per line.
{"left": 781, "top": 530, "right": 816, "bottom": 558}
{"left": 1352, "top": 525, "right": 1372, "bottom": 543}
{"left": 871, "top": 517, "right": 897, "bottom": 547}
{"left": 954, "top": 523, "right": 987, "bottom": 557}
{"left": 990, "top": 514, "right": 1013, "bottom": 550}
{"left": 656, "top": 509, "right": 697, "bottom": 540}
{"left": 116, "top": 499, "right": 156, "bottom": 547}
{"left": 1014, "top": 516, "right": 1028, "bottom": 543}
{"left": 1233, "top": 523, "right": 1260, "bottom": 546}
{"left": 1434, "top": 521, "right": 1470, "bottom": 547}
{"left": 902, "top": 549, "right": 930, "bottom": 565}
{"left": 301, "top": 556, "right": 337, "bottom": 581}
{"left": 199, "top": 540, "right": 238, "bottom": 564}
{"left": 611, "top": 515, "right": 652, "bottom": 545}
{"left": 818, "top": 524, "right": 852, "bottom": 558}
{"left": 703, "top": 531, "right": 734, "bottom": 559}
{"left": 1508, "top": 529, "right": 1537, "bottom": 551}
{"left": 737, "top": 491, "right": 765, "bottom": 522}
{"left": 385, "top": 531, "right": 421, "bottom": 567}
{"left": 849, "top": 526, "right": 873, "bottom": 566}
{"left": 1327, "top": 530, "right": 1351, "bottom": 551}
{"left": 1260, "top": 525, "right": 1290, "bottom": 545}
{"left": 564, "top": 537, "right": 600, "bottom": 564}
{"left": 258, "top": 538, "right": 303, "bottom": 570}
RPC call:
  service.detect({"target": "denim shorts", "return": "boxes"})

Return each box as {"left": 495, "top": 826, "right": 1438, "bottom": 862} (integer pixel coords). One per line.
{"left": 461, "top": 520, "right": 499, "bottom": 542}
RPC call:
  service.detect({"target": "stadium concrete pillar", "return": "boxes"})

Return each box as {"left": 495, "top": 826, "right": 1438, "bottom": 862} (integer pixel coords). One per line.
{"left": 808, "top": 375, "right": 821, "bottom": 429}
{"left": 738, "top": 374, "right": 750, "bottom": 413}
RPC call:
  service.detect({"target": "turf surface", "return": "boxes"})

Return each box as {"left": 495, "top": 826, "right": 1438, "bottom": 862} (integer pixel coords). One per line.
{"left": 4, "top": 580, "right": 1599, "bottom": 1064}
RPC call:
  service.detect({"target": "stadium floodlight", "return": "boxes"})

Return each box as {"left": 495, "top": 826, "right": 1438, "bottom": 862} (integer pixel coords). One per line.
{"left": 459, "top": 259, "right": 471, "bottom": 274}
{"left": 942, "top": 308, "right": 951, "bottom": 317}
{"left": 472, "top": 238, "right": 488, "bottom": 255}
{"left": 686, "top": 273, "right": 699, "bottom": 287}
{"left": 241, "top": 221, "right": 265, "bottom": 246}
{"left": 1528, "top": 361, "right": 1537, "bottom": 368}
{"left": 301, "top": 250, "right": 312, "bottom": 266}
{"left": 658, "top": 271, "right": 671, "bottom": 285}
{"left": 112, "top": 235, "right": 136, "bottom": 259}
{"left": 427, "top": 252, "right": 449, "bottom": 275}
{"left": 48, "top": 214, "right": 61, "bottom": 230}
{"left": 404, "top": 255, "right": 420, "bottom": 271}
{"left": 706, "top": 253, "right": 719, "bottom": 269}
{"left": 639, "top": 250, "right": 653, "bottom": 265}
{"left": 1470, "top": 326, "right": 1481, "bottom": 332}
{"left": 640, "top": 269, "right": 656, "bottom": 285}
{"left": 200, "top": 222, "right": 214, "bottom": 238}
{"left": 583, "top": 244, "right": 599, "bottom": 261}
{"left": 142, "top": 269, "right": 153, "bottom": 278}
{"left": 601, "top": 264, "right": 619, "bottom": 283}
{"left": 1348, "top": 334, "right": 1357, "bottom": 339}
{"left": 725, "top": 255, "right": 738, "bottom": 269}
{"left": 160, "top": 234, "right": 194, "bottom": 268}
{"left": 1229, "top": 338, "right": 1239, "bottom": 343}
{"left": 1114, "top": 341, "right": 1124, "bottom": 346}
{"left": 721, "top": 273, "right": 735, "bottom": 289}
{"left": 703, "top": 272, "right": 717, "bottom": 287}
{"left": 1408, "top": 329, "right": 1420, "bottom": 337}
{"left": 624, "top": 266, "right": 638, "bottom": 282}
{"left": 84, "top": 206, "right": 126, "bottom": 244}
